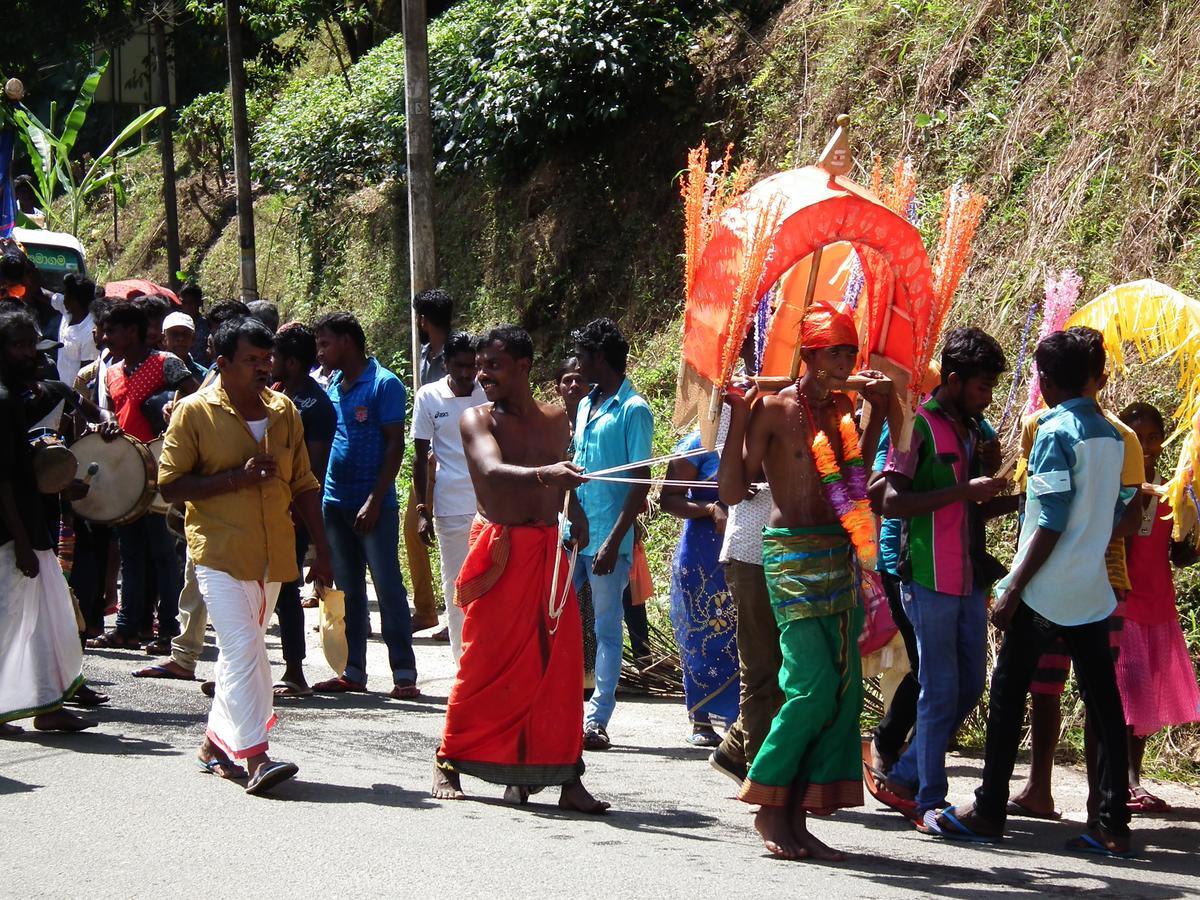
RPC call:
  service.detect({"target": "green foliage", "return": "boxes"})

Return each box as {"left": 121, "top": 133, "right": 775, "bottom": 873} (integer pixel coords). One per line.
{"left": 10, "top": 53, "right": 164, "bottom": 237}
{"left": 254, "top": 37, "right": 406, "bottom": 194}
{"left": 430, "top": 0, "right": 696, "bottom": 171}
{"left": 252, "top": 0, "right": 699, "bottom": 195}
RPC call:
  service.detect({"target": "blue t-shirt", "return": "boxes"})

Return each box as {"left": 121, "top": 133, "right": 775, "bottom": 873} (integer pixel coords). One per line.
{"left": 324, "top": 358, "right": 407, "bottom": 510}
{"left": 571, "top": 378, "right": 654, "bottom": 558}
{"left": 874, "top": 421, "right": 901, "bottom": 576}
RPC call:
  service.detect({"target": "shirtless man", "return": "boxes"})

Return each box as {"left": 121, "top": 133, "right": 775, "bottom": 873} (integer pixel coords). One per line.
{"left": 718, "top": 304, "right": 889, "bottom": 861}
{"left": 431, "top": 325, "right": 608, "bottom": 813}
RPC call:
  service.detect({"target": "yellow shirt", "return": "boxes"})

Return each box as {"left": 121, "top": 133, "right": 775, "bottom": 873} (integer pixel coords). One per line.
{"left": 158, "top": 381, "right": 320, "bottom": 583}
{"left": 1018, "top": 406, "right": 1144, "bottom": 591}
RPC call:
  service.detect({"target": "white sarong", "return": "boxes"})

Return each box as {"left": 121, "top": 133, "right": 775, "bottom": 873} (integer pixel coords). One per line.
{"left": 197, "top": 565, "right": 281, "bottom": 759}
{"left": 0, "top": 544, "right": 84, "bottom": 723}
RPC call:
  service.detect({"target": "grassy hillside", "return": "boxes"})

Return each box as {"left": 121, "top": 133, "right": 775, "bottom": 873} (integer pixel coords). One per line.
{"left": 71, "top": 0, "right": 1200, "bottom": 778}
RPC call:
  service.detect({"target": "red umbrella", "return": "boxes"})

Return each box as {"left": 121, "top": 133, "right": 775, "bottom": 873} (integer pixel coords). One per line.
{"left": 104, "top": 279, "right": 180, "bottom": 306}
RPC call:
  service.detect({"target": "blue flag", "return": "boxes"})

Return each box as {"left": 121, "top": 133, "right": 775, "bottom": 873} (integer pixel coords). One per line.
{"left": 0, "top": 124, "right": 14, "bottom": 238}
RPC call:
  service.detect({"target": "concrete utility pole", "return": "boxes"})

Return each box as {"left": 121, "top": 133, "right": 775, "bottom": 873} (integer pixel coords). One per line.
{"left": 152, "top": 4, "right": 181, "bottom": 288}
{"left": 402, "top": 0, "right": 436, "bottom": 391}
{"left": 225, "top": 0, "right": 258, "bottom": 301}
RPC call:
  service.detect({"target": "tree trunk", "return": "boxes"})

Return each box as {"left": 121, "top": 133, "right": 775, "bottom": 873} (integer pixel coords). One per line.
{"left": 152, "top": 7, "right": 181, "bottom": 289}
{"left": 402, "top": 0, "right": 436, "bottom": 392}
{"left": 225, "top": 0, "right": 258, "bottom": 301}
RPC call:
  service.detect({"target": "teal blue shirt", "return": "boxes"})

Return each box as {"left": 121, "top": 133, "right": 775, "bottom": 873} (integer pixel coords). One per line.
{"left": 571, "top": 378, "right": 654, "bottom": 558}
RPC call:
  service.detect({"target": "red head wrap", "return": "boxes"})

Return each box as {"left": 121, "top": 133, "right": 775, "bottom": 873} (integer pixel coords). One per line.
{"left": 801, "top": 303, "right": 858, "bottom": 350}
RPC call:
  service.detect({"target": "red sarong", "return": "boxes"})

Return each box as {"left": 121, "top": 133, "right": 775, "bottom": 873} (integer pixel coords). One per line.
{"left": 437, "top": 518, "right": 584, "bottom": 786}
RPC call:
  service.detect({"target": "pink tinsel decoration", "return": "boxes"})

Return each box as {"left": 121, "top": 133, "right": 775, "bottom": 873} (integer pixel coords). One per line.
{"left": 1025, "top": 268, "right": 1083, "bottom": 414}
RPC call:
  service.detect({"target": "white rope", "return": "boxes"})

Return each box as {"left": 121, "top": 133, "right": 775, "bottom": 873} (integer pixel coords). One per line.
{"left": 584, "top": 446, "right": 712, "bottom": 477}
{"left": 548, "top": 492, "right": 578, "bottom": 635}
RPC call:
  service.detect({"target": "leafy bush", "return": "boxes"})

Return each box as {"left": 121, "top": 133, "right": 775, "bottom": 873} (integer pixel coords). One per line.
{"left": 430, "top": 0, "right": 695, "bottom": 170}
{"left": 252, "top": 0, "right": 698, "bottom": 193}
{"left": 254, "top": 36, "right": 406, "bottom": 193}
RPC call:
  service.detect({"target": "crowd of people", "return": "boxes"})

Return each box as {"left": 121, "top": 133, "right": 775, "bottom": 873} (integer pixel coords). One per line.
{"left": 1, "top": 241, "right": 1198, "bottom": 858}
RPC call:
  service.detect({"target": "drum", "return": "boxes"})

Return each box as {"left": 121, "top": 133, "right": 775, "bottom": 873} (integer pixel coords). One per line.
{"left": 69, "top": 432, "right": 157, "bottom": 525}
{"left": 147, "top": 437, "right": 170, "bottom": 515}
{"left": 31, "top": 433, "right": 79, "bottom": 494}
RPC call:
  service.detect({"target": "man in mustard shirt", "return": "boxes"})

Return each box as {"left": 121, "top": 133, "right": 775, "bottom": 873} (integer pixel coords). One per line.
{"left": 159, "top": 317, "right": 333, "bottom": 796}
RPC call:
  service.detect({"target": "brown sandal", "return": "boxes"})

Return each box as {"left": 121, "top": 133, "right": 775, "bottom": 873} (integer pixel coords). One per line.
{"left": 86, "top": 630, "right": 142, "bottom": 650}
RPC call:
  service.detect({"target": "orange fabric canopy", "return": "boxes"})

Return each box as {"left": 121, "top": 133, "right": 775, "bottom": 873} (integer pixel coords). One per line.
{"left": 681, "top": 165, "right": 935, "bottom": 390}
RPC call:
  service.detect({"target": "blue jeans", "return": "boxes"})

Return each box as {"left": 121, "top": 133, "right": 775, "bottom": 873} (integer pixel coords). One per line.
{"left": 322, "top": 502, "right": 416, "bottom": 685}
{"left": 889, "top": 582, "right": 987, "bottom": 814}
{"left": 576, "top": 555, "right": 633, "bottom": 729}
{"left": 115, "top": 514, "right": 182, "bottom": 640}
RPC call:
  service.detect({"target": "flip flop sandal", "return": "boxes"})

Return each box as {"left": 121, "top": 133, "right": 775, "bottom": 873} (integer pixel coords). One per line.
{"left": 87, "top": 631, "right": 141, "bottom": 650}
{"left": 1066, "top": 833, "right": 1136, "bottom": 859}
{"left": 686, "top": 731, "right": 722, "bottom": 748}
{"left": 583, "top": 725, "right": 611, "bottom": 751}
{"left": 918, "top": 807, "right": 999, "bottom": 843}
{"left": 67, "top": 685, "right": 110, "bottom": 707}
{"left": 1006, "top": 799, "right": 1062, "bottom": 820}
{"left": 200, "top": 681, "right": 215, "bottom": 698}
{"left": 312, "top": 676, "right": 368, "bottom": 693}
{"left": 197, "top": 757, "right": 247, "bottom": 780}
{"left": 273, "top": 680, "right": 314, "bottom": 698}
{"left": 388, "top": 683, "right": 421, "bottom": 700}
{"left": 133, "top": 664, "right": 196, "bottom": 681}
{"left": 1128, "top": 789, "right": 1172, "bottom": 813}
{"left": 245, "top": 761, "right": 299, "bottom": 796}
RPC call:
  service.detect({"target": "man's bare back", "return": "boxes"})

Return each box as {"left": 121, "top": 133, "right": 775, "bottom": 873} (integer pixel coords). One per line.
{"left": 755, "top": 386, "right": 855, "bottom": 529}
{"left": 461, "top": 399, "right": 572, "bottom": 526}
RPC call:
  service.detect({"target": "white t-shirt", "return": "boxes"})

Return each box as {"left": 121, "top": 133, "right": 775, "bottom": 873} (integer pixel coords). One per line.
{"left": 719, "top": 484, "right": 773, "bottom": 566}
{"left": 57, "top": 311, "right": 96, "bottom": 388}
{"left": 247, "top": 417, "right": 269, "bottom": 443}
{"left": 411, "top": 377, "right": 487, "bottom": 517}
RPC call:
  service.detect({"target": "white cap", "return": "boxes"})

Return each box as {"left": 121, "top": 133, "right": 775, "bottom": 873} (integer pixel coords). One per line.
{"left": 163, "top": 311, "right": 195, "bottom": 333}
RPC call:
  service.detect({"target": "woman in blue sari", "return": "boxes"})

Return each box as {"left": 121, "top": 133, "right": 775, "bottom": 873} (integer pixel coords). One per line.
{"left": 662, "top": 431, "right": 739, "bottom": 746}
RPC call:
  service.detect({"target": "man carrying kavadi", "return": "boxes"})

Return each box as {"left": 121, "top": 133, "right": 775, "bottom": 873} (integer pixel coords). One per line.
{"left": 431, "top": 325, "right": 609, "bottom": 813}
{"left": 719, "top": 304, "right": 889, "bottom": 860}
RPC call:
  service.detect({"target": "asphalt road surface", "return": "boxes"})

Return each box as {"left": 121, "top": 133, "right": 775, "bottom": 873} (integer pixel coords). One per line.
{"left": 3, "top": 602, "right": 1199, "bottom": 899}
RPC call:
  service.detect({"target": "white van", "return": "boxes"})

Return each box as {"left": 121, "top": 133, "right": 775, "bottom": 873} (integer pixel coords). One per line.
{"left": 12, "top": 227, "right": 88, "bottom": 291}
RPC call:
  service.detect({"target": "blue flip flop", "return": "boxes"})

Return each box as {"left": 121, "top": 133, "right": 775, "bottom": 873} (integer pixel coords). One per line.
{"left": 1066, "top": 833, "right": 1136, "bottom": 859}
{"left": 918, "top": 807, "right": 999, "bottom": 843}
{"left": 197, "top": 757, "right": 247, "bottom": 779}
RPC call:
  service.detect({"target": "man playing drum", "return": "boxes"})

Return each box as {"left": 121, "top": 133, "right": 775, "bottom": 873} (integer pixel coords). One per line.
{"left": 87, "top": 301, "right": 198, "bottom": 652}
{"left": 157, "top": 316, "right": 333, "bottom": 794}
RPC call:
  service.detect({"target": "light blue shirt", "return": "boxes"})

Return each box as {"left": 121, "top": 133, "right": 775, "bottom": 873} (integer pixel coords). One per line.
{"left": 873, "top": 422, "right": 901, "bottom": 577}
{"left": 571, "top": 378, "right": 654, "bottom": 558}
{"left": 1000, "top": 397, "right": 1128, "bottom": 626}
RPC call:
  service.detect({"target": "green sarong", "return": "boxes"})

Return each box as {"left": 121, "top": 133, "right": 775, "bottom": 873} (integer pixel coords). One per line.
{"left": 738, "top": 526, "right": 864, "bottom": 810}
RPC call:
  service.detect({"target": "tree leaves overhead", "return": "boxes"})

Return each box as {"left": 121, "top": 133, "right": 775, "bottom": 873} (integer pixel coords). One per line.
{"left": 250, "top": 0, "right": 698, "bottom": 196}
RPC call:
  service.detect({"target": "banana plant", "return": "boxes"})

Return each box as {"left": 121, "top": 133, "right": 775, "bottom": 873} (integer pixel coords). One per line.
{"left": 10, "top": 53, "right": 165, "bottom": 236}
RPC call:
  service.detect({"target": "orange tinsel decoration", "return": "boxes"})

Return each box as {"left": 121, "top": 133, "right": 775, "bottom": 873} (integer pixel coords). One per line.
{"left": 680, "top": 141, "right": 758, "bottom": 301}
{"left": 911, "top": 183, "right": 987, "bottom": 407}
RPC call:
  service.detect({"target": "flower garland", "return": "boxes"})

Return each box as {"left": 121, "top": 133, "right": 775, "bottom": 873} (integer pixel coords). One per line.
{"left": 804, "top": 400, "right": 878, "bottom": 569}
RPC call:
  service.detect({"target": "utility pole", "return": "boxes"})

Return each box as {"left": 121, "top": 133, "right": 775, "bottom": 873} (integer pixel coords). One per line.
{"left": 402, "top": 0, "right": 435, "bottom": 391}
{"left": 152, "top": 3, "right": 181, "bottom": 289}
{"left": 225, "top": 0, "right": 258, "bottom": 301}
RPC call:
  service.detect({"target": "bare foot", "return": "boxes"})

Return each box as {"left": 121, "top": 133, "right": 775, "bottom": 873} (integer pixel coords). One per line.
{"left": 1008, "top": 783, "right": 1059, "bottom": 818}
{"left": 32, "top": 710, "right": 95, "bottom": 732}
{"left": 432, "top": 763, "right": 465, "bottom": 800}
{"left": 789, "top": 799, "right": 846, "bottom": 860}
{"left": 0, "top": 722, "right": 23, "bottom": 737}
{"left": 755, "top": 804, "right": 806, "bottom": 860}
{"left": 504, "top": 785, "right": 531, "bottom": 805}
{"left": 883, "top": 777, "right": 915, "bottom": 801}
{"left": 558, "top": 778, "right": 610, "bottom": 814}
{"left": 798, "top": 829, "right": 847, "bottom": 862}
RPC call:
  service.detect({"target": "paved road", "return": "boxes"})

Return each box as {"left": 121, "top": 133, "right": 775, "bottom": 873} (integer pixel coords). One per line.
{"left": 3, "top": 605, "right": 1199, "bottom": 899}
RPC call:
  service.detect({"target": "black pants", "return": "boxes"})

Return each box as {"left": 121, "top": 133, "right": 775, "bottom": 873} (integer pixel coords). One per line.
{"left": 70, "top": 516, "right": 112, "bottom": 633}
{"left": 623, "top": 585, "right": 650, "bottom": 660}
{"left": 975, "top": 602, "right": 1130, "bottom": 837}
{"left": 275, "top": 526, "right": 310, "bottom": 667}
{"left": 873, "top": 571, "right": 920, "bottom": 762}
